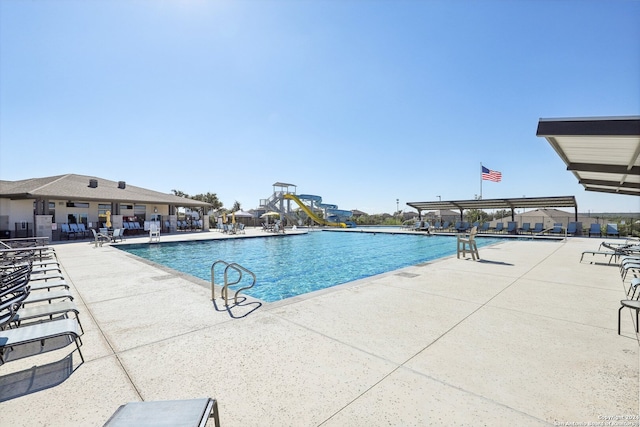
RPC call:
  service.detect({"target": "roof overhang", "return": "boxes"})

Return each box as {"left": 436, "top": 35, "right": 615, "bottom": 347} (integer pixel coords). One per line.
{"left": 407, "top": 196, "right": 577, "bottom": 213}
{"left": 536, "top": 116, "right": 640, "bottom": 197}
{"left": 0, "top": 175, "right": 211, "bottom": 208}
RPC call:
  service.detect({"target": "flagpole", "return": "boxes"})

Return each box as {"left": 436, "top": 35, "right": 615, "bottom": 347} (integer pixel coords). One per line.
{"left": 479, "top": 162, "right": 483, "bottom": 200}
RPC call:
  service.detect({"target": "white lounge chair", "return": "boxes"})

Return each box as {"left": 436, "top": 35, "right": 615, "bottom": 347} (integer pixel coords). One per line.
{"left": 103, "top": 398, "right": 220, "bottom": 427}
{"left": 91, "top": 228, "right": 110, "bottom": 247}
{"left": 0, "top": 318, "right": 84, "bottom": 365}
{"left": 111, "top": 228, "right": 125, "bottom": 243}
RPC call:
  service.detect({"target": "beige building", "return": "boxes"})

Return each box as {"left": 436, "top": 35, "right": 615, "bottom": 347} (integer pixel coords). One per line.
{"left": 0, "top": 174, "right": 211, "bottom": 240}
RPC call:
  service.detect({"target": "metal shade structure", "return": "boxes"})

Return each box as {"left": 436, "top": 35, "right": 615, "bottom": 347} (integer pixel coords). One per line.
{"left": 536, "top": 116, "right": 640, "bottom": 197}
{"left": 407, "top": 196, "right": 578, "bottom": 221}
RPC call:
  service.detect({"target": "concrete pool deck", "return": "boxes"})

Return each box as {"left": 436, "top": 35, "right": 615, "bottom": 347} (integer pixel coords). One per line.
{"left": 1, "top": 228, "right": 638, "bottom": 426}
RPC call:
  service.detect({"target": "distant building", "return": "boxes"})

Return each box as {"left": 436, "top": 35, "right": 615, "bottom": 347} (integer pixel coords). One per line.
{"left": 351, "top": 209, "right": 368, "bottom": 218}
{"left": 493, "top": 208, "right": 596, "bottom": 232}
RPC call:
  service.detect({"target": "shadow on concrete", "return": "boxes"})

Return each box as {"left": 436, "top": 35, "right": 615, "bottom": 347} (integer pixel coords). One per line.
{"left": 477, "top": 259, "right": 514, "bottom": 266}
{"left": 0, "top": 353, "right": 80, "bottom": 402}
{"left": 212, "top": 296, "right": 261, "bottom": 319}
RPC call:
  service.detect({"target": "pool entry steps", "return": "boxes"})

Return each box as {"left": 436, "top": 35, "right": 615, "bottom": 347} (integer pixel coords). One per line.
{"left": 210, "top": 260, "right": 256, "bottom": 306}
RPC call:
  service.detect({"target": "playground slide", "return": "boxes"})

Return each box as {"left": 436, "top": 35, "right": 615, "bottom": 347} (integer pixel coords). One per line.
{"left": 283, "top": 194, "right": 347, "bottom": 228}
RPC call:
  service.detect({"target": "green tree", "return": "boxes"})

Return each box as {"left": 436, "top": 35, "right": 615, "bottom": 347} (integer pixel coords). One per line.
{"left": 465, "top": 209, "right": 489, "bottom": 224}
{"left": 191, "top": 192, "right": 223, "bottom": 211}
{"left": 171, "top": 189, "right": 189, "bottom": 198}
{"left": 231, "top": 201, "right": 241, "bottom": 212}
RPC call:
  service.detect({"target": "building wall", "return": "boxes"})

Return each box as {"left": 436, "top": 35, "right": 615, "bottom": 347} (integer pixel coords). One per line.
{"left": 0, "top": 198, "right": 35, "bottom": 237}
{"left": 1, "top": 195, "right": 195, "bottom": 240}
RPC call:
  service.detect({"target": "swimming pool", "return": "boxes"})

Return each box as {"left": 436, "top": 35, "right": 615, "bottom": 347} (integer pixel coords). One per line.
{"left": 117, "top": 231, "right": 503, "bottom": 302}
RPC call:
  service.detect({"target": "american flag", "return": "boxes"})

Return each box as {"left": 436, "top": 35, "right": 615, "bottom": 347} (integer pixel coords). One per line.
{"left": 482, "top": 166, "right": 502, "bottom": 182}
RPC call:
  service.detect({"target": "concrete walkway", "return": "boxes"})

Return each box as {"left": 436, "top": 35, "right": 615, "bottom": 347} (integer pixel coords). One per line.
{"left": 1, "top": 229, "right": 638, "bottom": 426}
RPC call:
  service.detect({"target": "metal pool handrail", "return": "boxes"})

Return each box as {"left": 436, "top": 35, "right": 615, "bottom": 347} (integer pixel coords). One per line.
{"left": 211, "top": 260, "right": 257, "bottom": 306}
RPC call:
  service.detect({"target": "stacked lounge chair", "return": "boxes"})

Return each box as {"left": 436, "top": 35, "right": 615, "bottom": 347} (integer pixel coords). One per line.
{"left": 0, "top": 238, "right": 84, "bottom": 365}
{"left": 577, "top": 236, "right": 640, "bottom": 335}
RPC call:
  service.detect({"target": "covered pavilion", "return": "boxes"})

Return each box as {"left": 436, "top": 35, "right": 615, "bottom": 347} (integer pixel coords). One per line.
{"left": 407, "top": 196, "right": 578, "bottom": 222}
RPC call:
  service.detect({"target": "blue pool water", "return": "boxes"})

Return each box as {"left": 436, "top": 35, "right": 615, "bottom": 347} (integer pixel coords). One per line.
{"left": 117, "top": 231, "right": 502, "bottom": 302}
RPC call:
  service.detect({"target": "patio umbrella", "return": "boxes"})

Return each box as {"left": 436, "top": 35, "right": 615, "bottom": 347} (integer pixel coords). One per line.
{"left": 106, "top": 210, "right": 112, "bottom": 228}
{"left": 232, "top": 212, "right": 236, "bottom": 225}
{"left": 233, "top": 210, "right": 254, "bottom": 218}
{"left": 260, "top": 211, "right": 280, "bottom": 219}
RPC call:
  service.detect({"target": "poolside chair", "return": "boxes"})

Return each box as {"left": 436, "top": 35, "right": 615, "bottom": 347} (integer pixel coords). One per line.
{"left": 91, "top": 228, "right": 110, "bottom": 247}
{"left": 588, "top": 223, "right": 602, "bottom": 237}
{"left": 69, "top": 223, "right": 82, "bottom": 238}
{"left": 441, "top": 221, "right": 450, "bottom": 231}
{"left": 23, "top": 287, "right": 74, "bottom": 305}
{"left": 626, "top": 277, "right": 640, "bottom": 299}
{"left": 457, "top": 226, "right": 479, "bottom": 261}
{"left": 550, "top": 223, "right": 563, "bottom": 234}
{"left": 531, "top": 223, "right": 544, "bottom": 235}
{"left": 506, "top": 222, "right": 518, "bottom": 234}
{"left": 60, "top": 223, "right": 75, "bottom": 240}
{"left": 620, "top": 256, "right": 640, "bottom": 280}
{"left": 0, "top": 286, "right": 30, "bottom": 328}
{"left": 567, "top": 222, "right": 578, "bottom": 236}
{"left": 111, "top": 228, "right": 125, "bottom": 243}
{"left": 606, "top": 223, "right": 620, "bottom": 237}
{"left": 0, "top": 318, "right": 84, "bottom": 365}
{"left": 479, "top": 222, "right": 490, "bottom": 233}
{"left": 519, "top": 223, "right": 531, "bottom": 234}
{"left": 103, "top": 398, "right": 220, "bottom": 427}
{"left": 494, "top": 223, "right": 504, "bottom": 233}
{"left": 11, "top": 300, "right": 84, "bottom": 334}
{"left": 455, "top": 222, "right": 469, "bottom": 233}
{"left": 579, "top": 243, "right": 639, "bottom": 264}
{"left": 618, "top": 300, "right": 640, "bottom": 335}
{"left": 77, "top": 223, "right": 89, "bottom": 238}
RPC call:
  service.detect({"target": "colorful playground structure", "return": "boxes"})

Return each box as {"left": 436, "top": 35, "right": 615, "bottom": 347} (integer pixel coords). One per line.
{"left": 259, "top": 182, "right": 355, "bottom": 228}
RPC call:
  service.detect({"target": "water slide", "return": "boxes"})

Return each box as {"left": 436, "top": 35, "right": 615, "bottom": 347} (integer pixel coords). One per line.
{"left": 283, "top": 194, "right": 347, "bottom": 228}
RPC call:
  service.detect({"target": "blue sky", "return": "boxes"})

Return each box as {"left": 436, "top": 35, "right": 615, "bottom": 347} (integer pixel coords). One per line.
{"left": 1, "top": 0, "right": 638, "bottom": 214}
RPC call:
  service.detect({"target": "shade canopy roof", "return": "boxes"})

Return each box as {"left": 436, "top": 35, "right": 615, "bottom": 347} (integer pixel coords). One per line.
{"left": 536, "top": 116, "right": 640, "bottom": 197}
{"left": 407, "top": 196, "right": 577, "bottom": 214}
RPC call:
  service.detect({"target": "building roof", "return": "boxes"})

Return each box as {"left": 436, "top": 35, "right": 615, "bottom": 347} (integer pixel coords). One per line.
{"left": 407, "top": 196, "right": 577, "bottom": 213}
{"left": 536, "top": 116, "right": 640, "bottom": 197}
{"left": 0, "top": 174, "right": 211, "bottom": 207}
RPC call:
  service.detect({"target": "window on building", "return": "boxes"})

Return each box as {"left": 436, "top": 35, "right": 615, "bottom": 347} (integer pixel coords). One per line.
{"left": 48, "top": 202, "right": 56, "bottom": 223}
{"left": 134, "top": 204, "right": 146, "bottom": 221}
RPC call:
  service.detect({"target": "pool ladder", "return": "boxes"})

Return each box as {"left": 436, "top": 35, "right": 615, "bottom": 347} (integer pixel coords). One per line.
{"left": 211, "top": 260, "right": 256, "bottom": 306}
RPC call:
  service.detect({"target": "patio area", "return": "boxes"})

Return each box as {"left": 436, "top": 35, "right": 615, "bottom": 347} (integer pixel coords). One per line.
{"left": 1, "top": 229, "right": 638, "bottom": 426}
